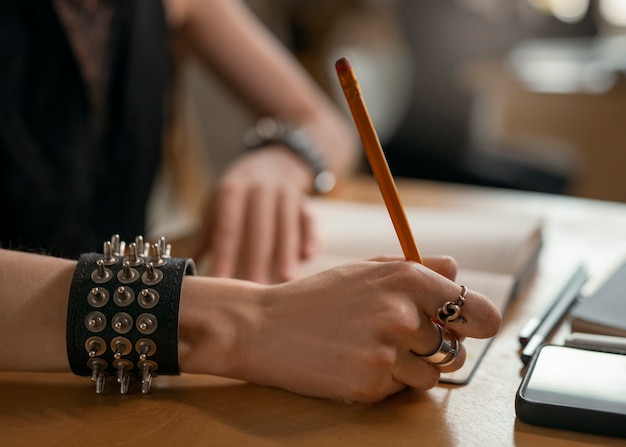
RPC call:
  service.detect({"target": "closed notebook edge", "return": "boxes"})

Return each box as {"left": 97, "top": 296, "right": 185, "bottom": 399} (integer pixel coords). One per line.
{"left": 570, "top": 258, "right": 626, "bottom": 337}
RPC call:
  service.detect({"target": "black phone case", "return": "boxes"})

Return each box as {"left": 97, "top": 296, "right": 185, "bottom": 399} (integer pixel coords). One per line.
{"left": 515, "top": 344, "right": 626, "bottom": 438}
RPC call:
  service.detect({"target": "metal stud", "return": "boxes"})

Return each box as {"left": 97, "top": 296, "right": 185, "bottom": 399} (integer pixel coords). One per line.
{"left": 87, "top": 287, "right": 109, "bottom": 308}
{"left": 117, "top": 260, "right": 139, "bottom": 284}
{"left": 138, "top": 360, "right": 158, "bottom": 394}
{"left": 138, "top": 288, "right": 159, "bottom": 309}
{"left": 85, "top": 336, "right": 106, "bottom": 357}
{"left": 102, "top": 241, "right": 117, "bottom": 265}
{"left": 136, "top": 313, "right": 157, "bottom": 335}
{"left": 111, "top": 234, "right": 121, "bottom": 256}
{"left": 135, "top": 338, "right": 157, "bottom": 361}
{"left": 158, "top": 237, "right": 171, "bottom": 259}
{"left": 113, "top": 359, "right": 133, "bottom": 394}
{"left": 127, "top": 242, "right": 144, "bottom": 267}
{"left": 142, "top": 262, "right": 163, "bottom": 286}
{"left": 110, "top": 336, "right": 132, "bottom": 360}
{"left": 88, "top": 358, "right": 107, "bottom": 381}
{"left": 113, "top": 285, "right": 135, "bottom": 307}
{"left": 91, "top": 259, "right": 112, "bottom": 284}
{"left": 85, "top": 311, "right": 107, "bottom": 333}
{"left": 134, "top": 235, "right": 146, "bottom": 257}
{"left": 149, "top": 243, "right": 165, "bottom": 267}
{"left": 112, "top": 312, "right": 133, "bottom": 334}
{"left": 87, "top": 358, "right": 108, "bottom": 394}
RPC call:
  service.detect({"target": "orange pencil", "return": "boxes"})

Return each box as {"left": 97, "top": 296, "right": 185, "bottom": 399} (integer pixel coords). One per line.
{"left": 335, "top": 57, "right": 423, "bottom": 264}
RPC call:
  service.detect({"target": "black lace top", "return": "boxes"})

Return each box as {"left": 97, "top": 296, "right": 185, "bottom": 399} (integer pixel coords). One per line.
{"left": 0, "top": 0, "right": 171, "bottom": 257}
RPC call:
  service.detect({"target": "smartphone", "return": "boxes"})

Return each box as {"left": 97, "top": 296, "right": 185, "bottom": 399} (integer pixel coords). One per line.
{"left": 516, "top": 344, "right": 626, "bottom": 438}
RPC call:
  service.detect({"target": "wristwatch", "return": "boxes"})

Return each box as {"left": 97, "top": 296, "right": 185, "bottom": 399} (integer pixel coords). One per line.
{"left": 243, "top": 117, "right": 336, "bottom": 194}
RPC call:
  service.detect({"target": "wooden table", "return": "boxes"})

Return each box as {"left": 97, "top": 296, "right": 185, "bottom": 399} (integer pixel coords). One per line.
{"left": 2, "top": 176, "right": 626, "bottom": 446}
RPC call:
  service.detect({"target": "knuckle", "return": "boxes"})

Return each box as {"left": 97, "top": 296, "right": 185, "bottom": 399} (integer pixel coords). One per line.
{"left": 413, "top": 367, "right": 441, "bottom": 390}
{"left": 438, "top": 256, "right": 458, "bottom": 279}
{"left": 422, "top": 369, "right": 441, "bottom": 389}
{"left": 215, "top": 177, "right": 243, "bottom": 196}
{"left": 344, "top": 348, "right": 397, "bottom": 402}
{"left": 346, "top": 376, "right": 391, "bottom": 403}
{"left": 380, "top": 300, "right": 419, "bottom": 336}
{"left": 393, "top": 261, "right": 420, "bottom": 282}
{"left": 362, "top": 347, "right": 397, "bottom": 369}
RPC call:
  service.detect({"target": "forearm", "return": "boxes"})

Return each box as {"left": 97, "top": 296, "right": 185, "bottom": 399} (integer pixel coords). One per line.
{"left": 167, "top": 0, "right": 360, "bottom": 177}
{"left": 0, "top": 249, "right": 74, "bottom": 371}
{"left": 0, "top": 248, "right": 263, "bottom": 377}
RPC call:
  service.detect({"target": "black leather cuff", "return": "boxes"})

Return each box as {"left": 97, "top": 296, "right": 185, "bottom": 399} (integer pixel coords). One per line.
{"left": 66, "top": 237, "right": 196, "bottom": 394}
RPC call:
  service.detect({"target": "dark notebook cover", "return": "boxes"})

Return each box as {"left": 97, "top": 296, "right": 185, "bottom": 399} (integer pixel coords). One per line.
{"left": 570, "top": 259, "right": 626, "bottom": 337}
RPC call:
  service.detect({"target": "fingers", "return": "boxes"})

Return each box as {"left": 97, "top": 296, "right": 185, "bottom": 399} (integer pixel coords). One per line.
{"left": 205, "top": 181, "right": 280, "bottom": 283}
{"left": 407, "top": 263, "right": 502, "bottom": 340}
{"left": 423, "top": 256, "right": 458, "bottom": 281}
{"left": 298, "top": 201, "right": 318, "bottom": 260}
{"left": 204, "top": 178, "right": 311, "bottom": 284}
{"left": 395, "top": 311, "right": 467, "bottom": 382}
{"left": 409, "top": 321, "right": 467, "bottom": 371}
{"left": 392, "top": 342, "right": 467, "bottom": 390}
{"left": 362, "top": 259, "right": 498, "bottom": 392}
{"left": 405, "top": 311, "right": 447, "bottom": 356}
{"left": 367, "top": 255, "right": 458, "bottom": 282}
{"left": 205, "top": 184, "right": 247, "bottom": 279}
{"left": 273, "top": 194, "right": 319, "bottom": 281}
{"left": 366, "top": 256, "right": 496, "bottom": 339}
{"left": 273, "top": 188, "right": 302, "bottom": 282}
{"left": 439, "top": 286, "right": 501, "bottom": 340}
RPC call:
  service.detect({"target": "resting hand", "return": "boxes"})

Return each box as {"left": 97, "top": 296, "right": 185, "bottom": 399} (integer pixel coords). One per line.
{"left": 193, "top": 146, "right": 318, "bottom": 283}
{"left": 179, "top": 256, "right": 501, "bottom": 403}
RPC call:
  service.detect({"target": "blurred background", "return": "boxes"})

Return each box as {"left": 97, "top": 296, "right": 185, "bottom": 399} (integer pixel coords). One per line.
{"left": 163, "top": 0, "right": 626, "bottom": 225}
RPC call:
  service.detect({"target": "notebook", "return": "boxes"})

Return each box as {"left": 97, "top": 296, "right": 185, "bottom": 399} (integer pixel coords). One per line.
{"left": 570, "top": 258, "right": 626, "bottom": 338}
{"left": 299, "top": 199, "right": 544, "bottom": 384}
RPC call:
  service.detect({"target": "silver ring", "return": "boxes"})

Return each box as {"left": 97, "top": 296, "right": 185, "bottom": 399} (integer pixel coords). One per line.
{"left": 436, "top": 285, "right": 468, "bottom": 324}
{"left": 416, "top": 324, "right": 459, "bottom": 367}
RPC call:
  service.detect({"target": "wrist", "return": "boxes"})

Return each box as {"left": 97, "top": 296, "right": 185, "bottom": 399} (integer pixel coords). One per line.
{"left": 243, "top": 117, "right": 336, "bottom": 194}
{"left": 177, "top": 275, "right": 265, "bottom": 379}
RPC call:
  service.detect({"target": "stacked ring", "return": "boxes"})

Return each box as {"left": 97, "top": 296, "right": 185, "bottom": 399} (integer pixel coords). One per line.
{"left": 416, "top": 324, "right": 459, "bottom": 367}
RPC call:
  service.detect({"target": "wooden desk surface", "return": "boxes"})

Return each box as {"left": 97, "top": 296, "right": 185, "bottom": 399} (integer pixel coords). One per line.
{"left": 2, "top": 176, "right": 626, "bottom": 447}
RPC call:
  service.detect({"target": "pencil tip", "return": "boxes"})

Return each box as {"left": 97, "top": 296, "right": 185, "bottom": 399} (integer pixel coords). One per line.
{"left": 335, "top": 57, "right": 352, "bottom": 74}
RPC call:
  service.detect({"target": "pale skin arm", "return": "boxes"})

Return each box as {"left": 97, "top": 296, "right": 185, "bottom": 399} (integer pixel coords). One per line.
{"left": 163, "top": 0, "right": 360, "bottom": 283}
{"left": 0, "top": 248, "right": 501, "bottom": 403}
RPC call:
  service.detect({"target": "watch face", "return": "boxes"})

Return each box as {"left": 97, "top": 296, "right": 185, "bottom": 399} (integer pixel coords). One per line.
{"left": 314, "top": 171, "right": 336, "bottom": 195}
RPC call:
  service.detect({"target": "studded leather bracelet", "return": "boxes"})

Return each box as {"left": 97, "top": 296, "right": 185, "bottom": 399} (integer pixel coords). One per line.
{"left": 66, "top": 235, "right": 196, "bottom": 394}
